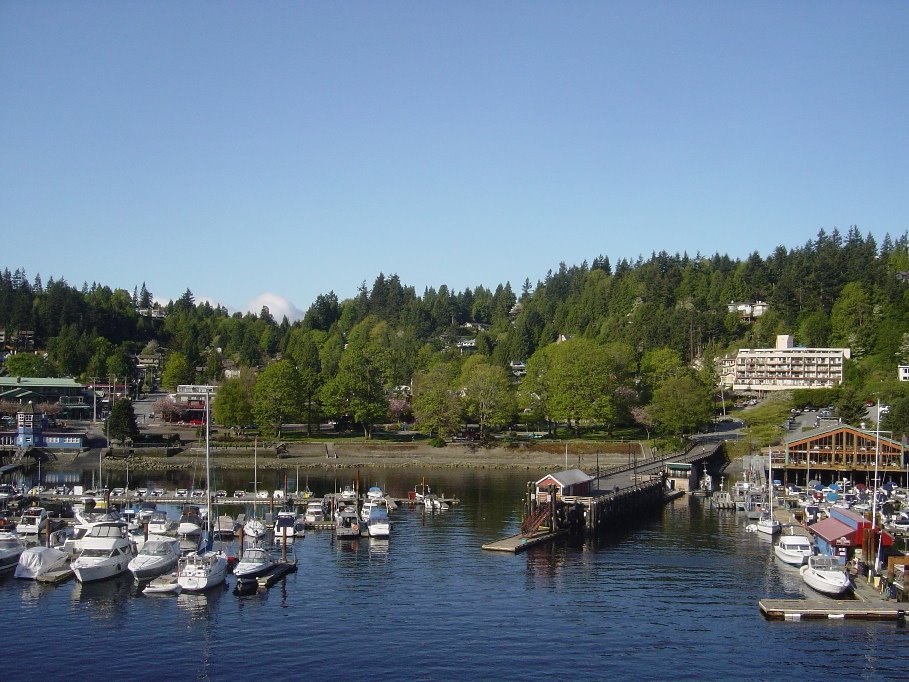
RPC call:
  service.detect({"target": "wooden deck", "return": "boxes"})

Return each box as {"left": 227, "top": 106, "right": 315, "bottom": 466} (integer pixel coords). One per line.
{"left": 481, "top": 529, "right": 567, "bottom": 554}
{"left": 760, "top": 573, "right": 908, "bottom": 621}
{"left": 36, "top": 568, "right": 74, "bottom": 585}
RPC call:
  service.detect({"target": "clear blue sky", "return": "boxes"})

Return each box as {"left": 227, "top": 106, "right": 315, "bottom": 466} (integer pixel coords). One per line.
{"left": 2, "top": 2, "right": 907, "bottom": 321}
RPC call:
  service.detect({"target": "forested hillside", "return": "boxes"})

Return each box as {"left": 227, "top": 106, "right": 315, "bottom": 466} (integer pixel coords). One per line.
{"left": 3, "top": 227, "right": 909, "bottom": 442}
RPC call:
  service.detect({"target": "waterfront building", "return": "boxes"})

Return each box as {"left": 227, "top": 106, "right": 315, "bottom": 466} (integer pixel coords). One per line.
{"left": 807, "top": 506, "right": 892, "bottom": 562}
{"left": 775, "top": 423, "right": 906, "bottom": 488}
{"left": 0, "top": 402, "right": 87, "bottom": 450}
{"left": 534, "top": 469, "right": 594, "bottom": 501}
{"left": 722, "top": 334, "right": 850, "bottom": 392}
{"left": 0, "top": 376, "right": 93, "bottom": 418}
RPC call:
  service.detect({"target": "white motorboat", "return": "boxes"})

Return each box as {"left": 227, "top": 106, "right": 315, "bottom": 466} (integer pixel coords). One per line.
{"left": 360, "top": 499, "right": 379, "bottom": 523}
{"left": 147, "top": 510, "right": 178, "bottom": 536}
{"left": 15, "top": 546, "right": 69, "bottom": 579}
{"left": 137, "top": 501, "right": 157, "bottom": 523}
{"left": 335, "top": 507, "right": 360, "bottom": 539}
{"left": 366, "top": 485, "right": 385, "bottom": 500}
{"left": 16, "top": 507, "right": 49, "bottom": 535}
{"left": 272, "top": 510, "right": 300, "bottom": 544}
{"left": 303, "top": 500, "right": 325, "bottom": 526}
{"left": 177, "top": 506, "right": 204, "bottom": 539}
{"left": 177, "top": 551, "right": 228, "bottom": 592}
{"left": 774, "top": 531, "right": 813, "bottom": 566}
{"left": 366, "top": 507, "right": 391, "bottom": 538}
{"left": 71, "top": 521, "right": 137, "bottom": 583}
{"left": 423, "top": 494, "right": 449, "bottom": 511}
{"left": 338, "top": 484, "right": 357, "bottom": 504}
{"left": 800, "top": 555, "right": 852, "bottom": 596}
{"left": 0, "top": 531, "right": 25, "bottom": 572}
{"left": 234, "top": 546, "right": 274, "bottom": 582}
{"left": 128, "top": 536, "right": 181, "bottom": 582}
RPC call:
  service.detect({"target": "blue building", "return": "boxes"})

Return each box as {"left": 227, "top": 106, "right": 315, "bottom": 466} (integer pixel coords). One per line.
{"left": 0, "top": 402, "right": 86, "bottom": 451}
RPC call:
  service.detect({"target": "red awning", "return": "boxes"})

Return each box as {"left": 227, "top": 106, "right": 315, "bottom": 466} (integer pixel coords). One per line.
{"left": 808, "top": 517, "right": 860, "bottom": 546}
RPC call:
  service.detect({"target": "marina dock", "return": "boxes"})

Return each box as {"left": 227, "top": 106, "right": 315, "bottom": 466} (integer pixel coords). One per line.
{"left": 760, "top": 574, "right": 907, "bottom": 621}
{"left": 482, "top": 529, "right": 568, "bottom": 553}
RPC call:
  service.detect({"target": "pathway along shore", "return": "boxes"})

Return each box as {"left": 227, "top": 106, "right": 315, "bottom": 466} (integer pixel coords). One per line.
{"left": 48, "top": 439, "right": 645, "bottom": 473}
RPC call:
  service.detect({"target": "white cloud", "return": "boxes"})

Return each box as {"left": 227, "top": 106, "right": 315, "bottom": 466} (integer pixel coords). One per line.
{"left": 244, "top": 292, "right": 304, "bottom": 323}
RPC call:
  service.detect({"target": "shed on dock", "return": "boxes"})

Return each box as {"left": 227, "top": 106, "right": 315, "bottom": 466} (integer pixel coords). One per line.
{"left": 534, "top": 469, "right": 593, "bottom": 501}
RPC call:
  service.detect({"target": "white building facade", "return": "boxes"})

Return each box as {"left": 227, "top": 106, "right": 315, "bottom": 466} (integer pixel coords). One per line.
{"left": 726, "top": 335, "right": 851, "bottom": 392}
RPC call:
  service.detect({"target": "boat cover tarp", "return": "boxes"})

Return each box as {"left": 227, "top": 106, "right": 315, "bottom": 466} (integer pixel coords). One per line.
{"left": 14, "top": 546, "right": 68, "bottom": 579}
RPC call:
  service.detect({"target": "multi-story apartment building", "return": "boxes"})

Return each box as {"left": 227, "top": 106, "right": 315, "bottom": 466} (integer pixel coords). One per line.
{"left": 722, "top": 335, "right": 850, "bottom": 392}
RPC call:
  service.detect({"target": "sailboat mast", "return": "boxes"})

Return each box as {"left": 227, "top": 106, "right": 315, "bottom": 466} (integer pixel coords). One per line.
{"left": 205, "top": 390, "right": 212, "bottom": 531}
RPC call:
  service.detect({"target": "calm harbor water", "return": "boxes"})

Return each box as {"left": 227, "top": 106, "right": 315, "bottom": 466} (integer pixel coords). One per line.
{"left": 3, "top": 466, "right": 908, "bottom": 680}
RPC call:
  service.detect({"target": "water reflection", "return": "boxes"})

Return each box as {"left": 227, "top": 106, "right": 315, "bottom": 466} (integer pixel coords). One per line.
{"left": 176, "top": 584, "right": 226, "bottom": 618}
{"left": 70, "top": 573, "right": 134, "bottom": 614}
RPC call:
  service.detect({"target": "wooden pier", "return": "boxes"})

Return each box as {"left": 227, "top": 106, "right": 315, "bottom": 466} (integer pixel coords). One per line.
{"left": 760, "top": 574, "right": 908, "bottom": 621}
{"left": 482, "top": 529, "right": 568, "bottom": 554}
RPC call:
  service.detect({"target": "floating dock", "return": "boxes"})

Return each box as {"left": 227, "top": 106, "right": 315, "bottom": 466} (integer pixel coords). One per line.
{"left": 482, "top": 529, "right": 568, "bottom": 554}
{"left": 36, "top": 568, "right": 74, "bottom": 585}
{"left": 760, "top": 575, "right": 908, "bottom": 621}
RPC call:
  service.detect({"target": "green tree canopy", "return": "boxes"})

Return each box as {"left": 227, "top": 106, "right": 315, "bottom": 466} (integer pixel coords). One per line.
{"left": 458, "top": 356, "right": 515, "bottom": 437}
{"left": 213, "top": 373, "right": 255, "bottom": 431}
{"left": 412, "top": 361, "right": 461, "bottom": 438}
{"left": 161, "top": 351, "right": 193, "bottom": 391}
{"left": 106, "top": 397, "right": 139, "bottom": 444}
{"left": 3, "top": 353, "right": 56, "bottom": 377}
{"left": 321, "top": 343, "right": 387, "bottom": 438}
{"left": 648, "top": 373, "right": 713, "bottom": 436}
{"left": 252, "top": 360, "right": 303, "bottom": 438}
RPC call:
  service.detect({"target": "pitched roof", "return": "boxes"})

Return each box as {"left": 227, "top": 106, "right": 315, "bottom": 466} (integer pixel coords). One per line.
{"left": 536, "top": 469, "right": 594, "bottom": 487}
{"left": 784, "top": 423, "right": 903, "bottom": 449}
{"left": 808, "top": 517, "right": 855, "bottom": 543}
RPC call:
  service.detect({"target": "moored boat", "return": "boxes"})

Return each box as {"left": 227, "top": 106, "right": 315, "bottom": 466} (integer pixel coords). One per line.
{"left": 234, "top": 546, "right": 274, "bottom": 583}
{"left": 71, "top": 521, "right": 137, "bottom": 583}
{"left": 773, "top": 531, "right": 813, "bottom": 566}
{"left": 16, "top": 507, "right": 49, "bottom": 535}
{"left": 800, "top": 555, "right": 852, "bottom": 596}
{"left": 128, "top": 536, "right": 181, "bottom": 582}
{"left": 0, "top": 531, "right": 25, "bottom": 572}
{"left": 15, "top": 545, "right": 69, "bottom": 579}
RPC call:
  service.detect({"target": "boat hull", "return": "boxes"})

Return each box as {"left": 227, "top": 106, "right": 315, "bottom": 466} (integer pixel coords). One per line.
{"left": 800, "top": 564, "right": 851, "bottom": 596}
{"left": 128, "top": 554, "right": 178, "bottom": 582}
{"left": 73, "top": 557, "right": 130, "bottom": 583}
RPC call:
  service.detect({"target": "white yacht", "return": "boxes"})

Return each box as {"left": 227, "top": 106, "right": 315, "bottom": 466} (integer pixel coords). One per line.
{"left": 773, "top": 529, "right": 814, "bottom": 566}
{"left": 272, "top": 510, "right": 299, "bottom": 544}
{"left": 177, "top": 506, "right": 204, "bottom": 539}
{"left": 0, "top": 531, "right": 25, "bottom": 572}
{"left": 128, "top": 536, "right": 181, "bottom": 582}
{"left": 366, "top": 507, "right": 391, "bottom": 538}
{"left": 177, "top": 551, "right": 228, "bottom": 592}
{"left": 303, "top": 500, "right": 325, "bottom": 526}
{"left": 234, "top": 546, "right": 274, "bottom": 582}
{"left": 16, "top": 507, "right": 49, "bottom": 535}
{"left": 15, "top": 546, "right": 69, "bottom": 579}
{"left": 335, "top": 507, "right": 360, "bottom": 539}
{"left": 800, "top": 555, "right": 852, "bottom": 596}
{"left": 71, "top": 521, "right": 137, "bottom": 583}
{"left": 147, "top": 510, "right": 177, "bottom": 536}
{"left": 366, "top": 485, "right": 385, "bottom": 500}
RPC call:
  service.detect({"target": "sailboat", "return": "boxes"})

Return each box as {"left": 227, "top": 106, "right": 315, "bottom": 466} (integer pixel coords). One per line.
{"left": 177, "top": 391, "right": 228, "bottom": 592}
{"left": 756, "top": 451, "right": 781, "bottom": 536}
{"left": 243, "top": 436, "right": 267, "bottom": 541}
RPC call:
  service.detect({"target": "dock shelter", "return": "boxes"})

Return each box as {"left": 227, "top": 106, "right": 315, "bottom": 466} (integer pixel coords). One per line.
{"left": 534, "top": 469, "right": 594, "bottom": 502}
{"left": 808, "top": 506, "right": 893, "bottom": 561}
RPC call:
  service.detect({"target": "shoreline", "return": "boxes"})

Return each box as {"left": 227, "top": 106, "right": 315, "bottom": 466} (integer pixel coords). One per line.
{"left": 49, "top": 441, "right": 641, "bottom": 473}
